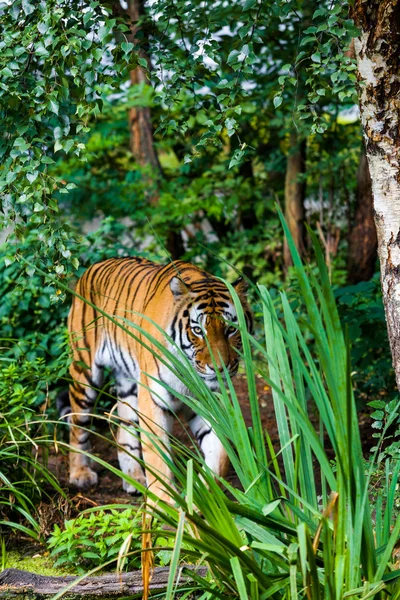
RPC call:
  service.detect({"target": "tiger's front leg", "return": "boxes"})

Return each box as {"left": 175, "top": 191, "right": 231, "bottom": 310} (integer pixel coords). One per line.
{"left": 116, "top": 377, "right": 147, "bottom": 494}
{"left": 189, "top": 414, "right": 229, "bottom": 478}
{"left": 137, "top": 373, "right": 174, "bottom": 505}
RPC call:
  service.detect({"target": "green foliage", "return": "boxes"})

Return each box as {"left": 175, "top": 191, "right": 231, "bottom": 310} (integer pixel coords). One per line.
{"left": 368, "top": 397, "right": 400, "bottom": 470}
{"left": 0, "top": 246, "right": 69, "bottom": 362}
{"left": 365, "top": 399, "right": 400, "bottom": 552}
{"left": 48, "top": 82, "right": 362, "bottom": 285}
{"left": 0, "top": 354, "right": 63, "bottom": 539}
{"left": 48, "top": 508, "right": 180, "bottom": 574}
{"left": 0, "top": 0, "right": 133, "bottom": 273}
{"left": 49, "top": 97, "right": 151, "bottom": 222}
{"left": 0, "top": 355, "right": 66, "bottom": 415}
{"left": 335, "top": 274, "right": 396, "bottom": 405}
{"left": 148, "top": 0, "right": 358, "bottom": 146}
{"left": 276, "top": 2, "right": 359, "bottom": 134}
{"left": 0, "top": 0, "right": 364, "bottom": 280}
{"left": 48, "top": 508, "right": 143, "bottom": 573}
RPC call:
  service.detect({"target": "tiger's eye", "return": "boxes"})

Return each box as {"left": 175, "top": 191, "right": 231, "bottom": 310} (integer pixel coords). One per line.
{"left": 192, "top": 326, "right": 203, "bottom": 336}
{"left": 227, "top": 325, "right": 237, "bottom": 335}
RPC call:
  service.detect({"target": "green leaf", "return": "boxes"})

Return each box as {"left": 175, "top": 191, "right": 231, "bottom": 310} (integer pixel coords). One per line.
{"left": 121, "top": 42, "right": 134, "bottom": 54}
{"left": 35, "top": 43, "right": 50, "bottom": 57}
{"left": 368, "top": 401, "right": 386, "bottom": 409}
{"left": 371, "top": 410, "right": 384, "bottom": 420}
{"left": 273, "top": 95, "right": 283, "bottom": 108}
{"left": 230, "top": 557, "right": 248, "bottom": 600}
{"left": 26, "top": 171, "right": 38, "bottom": 184}
{"left": 225, "top": 117, "right": 237, "bottom": 136}
{"left": 49, "top": 99, "right": 59, "bottom": 115}
{"left": 63, "top": 140, "right": 74, "bottom": 154}
{"left": 229, "top": 148, "right": 245, "bottom": 169}
{"left": 6, "top": 171, "right": 16, "bottom": 184}
{"left": 82, "top": 552, "right": 101, "bottom": 559}
{"left": 4, "top": 256, "right": 15, "bottom": 267}
{"left": 242, "top": 0, "right": 257, "bottom": 9}
{"left": 37, "top": 22, "right": 48, "bottom": 34}
{"left": 227, "top": 50, "right": 240, "bottom": 65}
{"left": 1, "top": 67, "right": 13, "bottom": 78}
{"left": 22, "top": 0, "right": 35, "bottom": 15}
{"left": 301, "top": 36, "right": 316, "bottom": 47}
{"left": 311, "top": 52, "right": 321, "bottom": 63}
{"left": 98, "top": 25, "right": 110, "bottom": 42}
{"left": 54, "top": 127, "right": 62, "bottom": 140}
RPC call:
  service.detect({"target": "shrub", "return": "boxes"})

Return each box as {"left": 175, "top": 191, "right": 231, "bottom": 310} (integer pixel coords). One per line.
{"left": 48, "top": 508, "right": 178, "bottom": 574}
{"left": 0, "top": 353, "right": 65, "bottom": 539}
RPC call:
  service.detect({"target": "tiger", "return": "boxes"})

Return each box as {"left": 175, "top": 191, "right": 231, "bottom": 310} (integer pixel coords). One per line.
{"left": 67, "top": 256, "right": 252, "bottom": 503}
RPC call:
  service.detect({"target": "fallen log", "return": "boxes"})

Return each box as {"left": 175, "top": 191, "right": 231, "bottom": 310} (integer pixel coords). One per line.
{"left": 0, "top": 566, "right": 207, "bottom": 599}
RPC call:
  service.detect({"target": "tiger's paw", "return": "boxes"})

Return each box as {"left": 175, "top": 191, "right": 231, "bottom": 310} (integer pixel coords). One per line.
{"left": 122, "top": 472, "right": 146, "bottom": 495}
{"left": 70, "top": 467, "right": 98, "bottom": 489}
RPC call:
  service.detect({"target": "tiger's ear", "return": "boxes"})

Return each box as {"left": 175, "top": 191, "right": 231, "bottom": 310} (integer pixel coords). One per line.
{"left": 170, "top": 276, "right": 191, "bottom": 297}
{"left": 232, "top": 276, "right": 248, "bottom": 295}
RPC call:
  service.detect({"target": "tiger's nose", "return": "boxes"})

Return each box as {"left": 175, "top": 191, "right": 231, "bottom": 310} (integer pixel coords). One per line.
{"left": 209, "top": 363, "right": 226, "bottom": 373}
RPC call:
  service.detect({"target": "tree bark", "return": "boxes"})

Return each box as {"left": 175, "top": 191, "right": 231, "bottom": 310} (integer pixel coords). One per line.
{"left": 353, "top": 0, "right": 400, "bottom": 387}
{"left": 347, "top": 146, "right": 378, "bottom": 283}
{"left": 125, "top": 0, "right": 161, "bottom": 177}
{"left": 0, "top": 566, "right": 207, "bottom": 598}
{"left": 283, "top": 131, "right": 306, "bottom": 270}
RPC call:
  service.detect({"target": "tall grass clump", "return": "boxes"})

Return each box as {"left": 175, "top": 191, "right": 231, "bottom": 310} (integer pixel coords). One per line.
{"left": 30, "top": 214, "right": 400, "bottom": 598}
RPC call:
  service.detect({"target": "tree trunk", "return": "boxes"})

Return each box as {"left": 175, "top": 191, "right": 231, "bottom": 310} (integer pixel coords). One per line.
{"left": 112, "top": 0, "right": 183, "bottom": 259}
{"left": 283, "top": 132, "right": 306, "bottom": 269}
{"left": 129, "top": 67, "right": 161, "bottom": 177}
{"left": 0, "top": 566, "right": 207, "bottom": 598}
{"left": 353, "top": 0, "right": 400, "bottom": 387}
{"left": 347, "top": 146, "right": 377, "bottom": 283}
{"left": 126, "top": 0, "right": 161, "bottom": 177}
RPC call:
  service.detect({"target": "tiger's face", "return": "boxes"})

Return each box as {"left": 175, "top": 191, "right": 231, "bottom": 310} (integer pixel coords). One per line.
{"left": 169, "top": 276, "right": 252, "bottom": 391}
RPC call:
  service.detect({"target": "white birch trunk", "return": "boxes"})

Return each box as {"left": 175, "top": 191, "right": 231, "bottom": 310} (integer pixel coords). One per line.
{"left": 353, "top": 0, "right": 400, "bottom": 387}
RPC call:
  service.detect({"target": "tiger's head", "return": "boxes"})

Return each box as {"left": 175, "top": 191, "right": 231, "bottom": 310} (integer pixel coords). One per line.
{"left": 169, "top": 275, "right": 253, "bottom": 390}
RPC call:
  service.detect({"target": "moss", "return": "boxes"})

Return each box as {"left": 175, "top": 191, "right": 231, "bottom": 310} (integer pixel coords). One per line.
{"left": 3, "top": 551, "right": 76, "bottom": 577}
